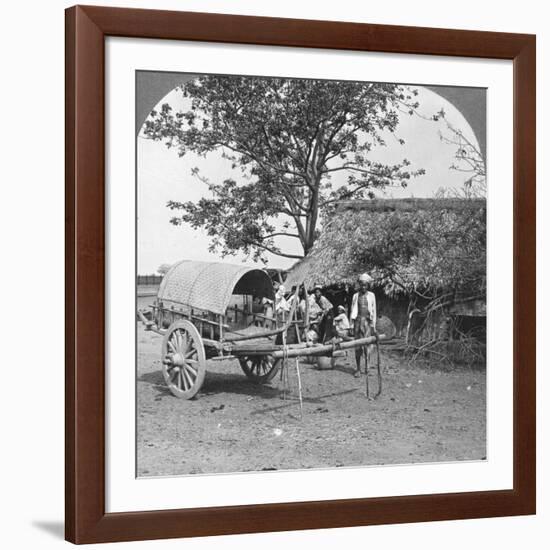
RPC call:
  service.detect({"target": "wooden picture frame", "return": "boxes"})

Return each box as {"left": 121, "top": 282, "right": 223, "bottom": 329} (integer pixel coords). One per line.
{"left": 65, "top": 4, "right": 536, "bottom": 544}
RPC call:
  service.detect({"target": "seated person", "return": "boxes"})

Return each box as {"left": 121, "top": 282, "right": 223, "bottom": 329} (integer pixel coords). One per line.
{"left": 333, "top": 305, "right": 351, "bottom": 338}
{"left": 313, "top": 284, "right": 333, "bottom": 313}
{"left": 299, "top": 292, "right": 322, "bottom": 322}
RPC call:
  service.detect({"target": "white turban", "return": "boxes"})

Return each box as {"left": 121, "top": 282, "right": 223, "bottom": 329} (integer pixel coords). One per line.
{"left": 358, "top": 273, "right": 373, "bottom": 283}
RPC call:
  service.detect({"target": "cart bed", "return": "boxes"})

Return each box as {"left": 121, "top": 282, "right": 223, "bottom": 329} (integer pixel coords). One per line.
{"left": 225, "top": 325, "right": 277, "bottom": 347}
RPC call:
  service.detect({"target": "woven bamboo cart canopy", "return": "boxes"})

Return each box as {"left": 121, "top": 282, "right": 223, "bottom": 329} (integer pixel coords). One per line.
{"left": 157, "top": 260, "right": 274, "bottom": 315}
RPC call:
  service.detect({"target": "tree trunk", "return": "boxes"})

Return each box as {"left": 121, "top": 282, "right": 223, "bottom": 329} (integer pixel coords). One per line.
{"left": 303, "top": 177, "right": 320, "bottom": 255}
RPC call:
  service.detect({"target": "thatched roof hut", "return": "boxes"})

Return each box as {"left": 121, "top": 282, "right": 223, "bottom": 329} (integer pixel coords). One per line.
{"left": 284, "top": 198, "right": 486, "bottom": 343}
{"left": 284, "top": 198, "right": 486, "bottom": 299}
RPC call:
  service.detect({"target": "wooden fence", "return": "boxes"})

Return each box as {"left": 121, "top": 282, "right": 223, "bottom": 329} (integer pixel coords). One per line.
{"left": 137, "top": 274, "right": 163, "bottom": 286}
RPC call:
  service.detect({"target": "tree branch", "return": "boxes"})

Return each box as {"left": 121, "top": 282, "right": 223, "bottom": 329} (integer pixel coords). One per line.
{"left": 251, "top": 242, "right": 303, "bottom": 259}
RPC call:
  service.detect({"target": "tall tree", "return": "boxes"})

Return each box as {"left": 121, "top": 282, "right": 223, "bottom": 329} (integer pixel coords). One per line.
{"left": 144, "top": 76, "right": 424, "bottom": 262}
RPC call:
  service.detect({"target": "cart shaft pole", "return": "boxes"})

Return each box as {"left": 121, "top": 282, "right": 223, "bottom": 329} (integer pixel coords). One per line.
{"left": 269, "top": 334, "right": 385, "bottom": 360}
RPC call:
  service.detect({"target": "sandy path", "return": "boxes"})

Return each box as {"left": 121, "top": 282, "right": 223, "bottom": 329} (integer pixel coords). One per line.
{"left": 136, "top": 324, "right": 486, "bottom": 477}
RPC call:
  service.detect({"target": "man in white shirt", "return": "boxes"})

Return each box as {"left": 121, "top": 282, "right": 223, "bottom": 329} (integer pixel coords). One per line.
{"left": 350, "top": 273, "right": 377, "bottom": 379}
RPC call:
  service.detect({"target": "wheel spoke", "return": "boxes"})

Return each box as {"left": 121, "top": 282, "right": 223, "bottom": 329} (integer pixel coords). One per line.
{"left": 179, "top": 370, "right": 188, "bottom": 390}
{"left": 174, "top": 369, "right": 182, "bottom": 389}
{"left": 180, "top": 331, "right": 187, "bottom": 352}
{"left": 182, "top": 367, "right": 194, "bottom": 388}
{"left": 171, "top": 333, "right": 180, "bottom": 353}
{"left": 175, "top": 331, "right": 184, "bottom": 352}
{"left": 181, "top": 331, "right": 189, "bottom": 353}
{"left": 167, "top": 340, "right": 177, "bottom": 353}
{"left": 185, "top": 363, "right": 198, "bottom": 377}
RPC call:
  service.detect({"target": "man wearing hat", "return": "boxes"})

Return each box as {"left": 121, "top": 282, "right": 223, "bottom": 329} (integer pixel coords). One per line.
{"left": 350, "top": 273, "right": 377, "bottom": 378}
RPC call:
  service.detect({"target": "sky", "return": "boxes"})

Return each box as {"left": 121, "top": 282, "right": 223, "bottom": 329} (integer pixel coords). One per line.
{"left": 137, "top": 83, "right": 483, "bottom": 274}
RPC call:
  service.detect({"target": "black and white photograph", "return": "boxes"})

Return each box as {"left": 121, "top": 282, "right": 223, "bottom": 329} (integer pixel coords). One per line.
{"left": 1, "top": 0, "right": 545, "bottom": 547}
{"left": 136, "top": 71, "right": 487, "bottom": 478}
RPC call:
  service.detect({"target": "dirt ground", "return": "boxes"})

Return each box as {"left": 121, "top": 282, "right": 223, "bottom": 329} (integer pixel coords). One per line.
{"left": 137, "top": 323, "right": 486, "bottom": 477}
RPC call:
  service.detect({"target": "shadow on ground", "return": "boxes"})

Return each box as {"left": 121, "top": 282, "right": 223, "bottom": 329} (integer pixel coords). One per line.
{"left": 251, "top": 387, "right": 360, "bottom": 415}
{"left": 139, "top": 368, "right": 290, "bottom": 401}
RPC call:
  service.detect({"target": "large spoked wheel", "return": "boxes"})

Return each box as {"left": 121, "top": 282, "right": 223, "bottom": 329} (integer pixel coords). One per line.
{"left": 238, "top": 355, "right": 281, "bottom": 384}
{"left": 161, "top": 320, "right": 206, "bottom": 399}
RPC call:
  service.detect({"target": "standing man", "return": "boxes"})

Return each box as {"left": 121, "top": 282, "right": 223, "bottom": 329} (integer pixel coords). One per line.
{"left": 274, "top": 284, "right": 290, "bottom": 323}
{"left": 261, "top": 296, "right": 274, "bottom": 328}
{"left": 350, "top": 273, "right": 377, "bottom": 378}
{"left": 312, "top": 284, "right": 333, "bottom": 342}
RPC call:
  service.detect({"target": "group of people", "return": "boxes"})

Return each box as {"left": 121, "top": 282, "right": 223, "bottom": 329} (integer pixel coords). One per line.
{"left": 262, "top": 273, "right": 377, "bottom": 378}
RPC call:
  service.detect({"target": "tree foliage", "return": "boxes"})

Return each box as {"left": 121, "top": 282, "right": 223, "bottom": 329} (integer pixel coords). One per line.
{"left": 157, "top": 263, "right": 173, "bottom": 276}
{"left": 143, "top": 76, "right": 424, "bottom": 262}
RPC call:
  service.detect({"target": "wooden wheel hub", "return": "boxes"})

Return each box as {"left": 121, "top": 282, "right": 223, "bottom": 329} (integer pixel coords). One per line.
{"left": 171, "top": 353, "right": 184, "bottom": 367}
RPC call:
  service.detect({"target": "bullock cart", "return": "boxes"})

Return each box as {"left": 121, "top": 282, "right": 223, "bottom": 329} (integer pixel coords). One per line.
{"left": 137, "top": 260, "right": 386, "bottom": 399}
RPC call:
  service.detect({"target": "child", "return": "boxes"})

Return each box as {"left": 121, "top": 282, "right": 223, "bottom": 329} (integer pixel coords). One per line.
{"left": 333, "top": 305, "right": 351, "bottom": 338}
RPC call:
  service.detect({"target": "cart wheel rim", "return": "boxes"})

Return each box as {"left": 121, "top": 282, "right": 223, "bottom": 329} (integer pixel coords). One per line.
{"left": 239, "top": 355, "right": 280, "bottom": 384}
{"left": 161, "top": 320, "right": 206, "bottom": 399}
